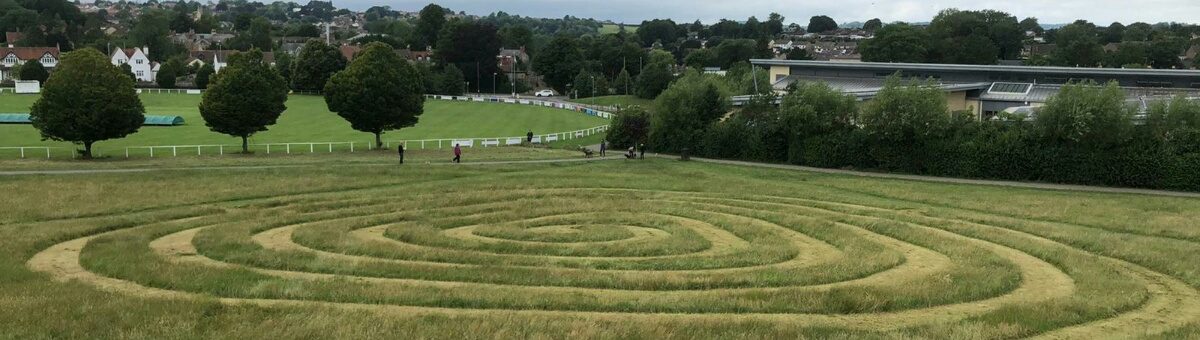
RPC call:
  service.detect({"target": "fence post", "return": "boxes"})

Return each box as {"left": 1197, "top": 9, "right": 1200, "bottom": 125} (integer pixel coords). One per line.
{"left": 309, "top": 143, "right": 314, "bottom": 153}
{"left": 172, "top": 146, "right": 177, "bottom": 157}
{"left": 19, "top": 148, "right": 25, "bottom": 159}
{"left": 125, "top": 148, "right": 129, "bottom": 158}
{"left": 328, "top": 143, "right": 333, "bottom": 153}
{"left": 266, "top": 145, "right": 270, "bottom": 154}
{"left": 350, "top": 143, "right": 354, "bottom": 152}
{"left": 197, "top": 146, "right": 202, "bottom": 156}
{"left": 46, "top": 148, "right": 51, "bottom": 159}
{"left": 150, "top": 148, "right": 154, "bottom": 158}
{"left": 220, "top": 145, "right": 224, "bottom": 155}
{"left": 286, "top": 144, "right": 291, "bottom": 154}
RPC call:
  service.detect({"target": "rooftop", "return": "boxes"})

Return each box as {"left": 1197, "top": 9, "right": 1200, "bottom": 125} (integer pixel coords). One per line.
{"left": 750, "top": 59, "right": 1200, "bottom": 78}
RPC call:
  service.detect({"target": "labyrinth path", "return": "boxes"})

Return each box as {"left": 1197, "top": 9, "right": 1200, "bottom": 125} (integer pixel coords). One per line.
{"left": 26, "top": 183, "right": 1200, "bottom": 338}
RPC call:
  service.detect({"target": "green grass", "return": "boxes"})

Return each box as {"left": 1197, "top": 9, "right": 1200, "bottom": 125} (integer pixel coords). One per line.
{"left": 0, "top": 93, "right": 607, "bottom": 157}
{"left": 570, "top": 95, "right": 653, "bottom": 108}
{"left": 599, "top": 24, "right": 638, "bottom": 34}
{"left": 3, "top": 157, "right": 1200, "bottom": 338}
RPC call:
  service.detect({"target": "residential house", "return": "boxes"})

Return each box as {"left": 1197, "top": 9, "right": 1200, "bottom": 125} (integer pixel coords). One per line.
{"left": 186, "top": 50, "right": 276, "bottom": 74}
{"left": 497, "top": 47, "right": 529, "bottom": 72}
{"left": 171, "top": 31, "right": 235, "bottom": 51}
{"left": 337, "top": 44, "right": 433, "bottom": 63}
{"left": 110, "top": 47, "right": 158, "bottom": 82}
{"left": 0, "top": 46, "right": 60, "bottom": 81}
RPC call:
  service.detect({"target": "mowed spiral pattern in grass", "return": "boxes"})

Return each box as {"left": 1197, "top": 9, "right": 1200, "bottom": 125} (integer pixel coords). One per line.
{"left": 24, "top": 167, "right": 1200, "bottom": 338}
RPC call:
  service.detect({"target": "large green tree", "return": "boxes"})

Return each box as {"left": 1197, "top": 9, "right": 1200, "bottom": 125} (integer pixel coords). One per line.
{"left": 324, "top": 42, "right": 425, "bottom": 149}
{"left": 533, "top": 34, "right": 582, "bottom": 94}
{"left": 648, "top": 70, "right": 728, "bottom": 153}
{"left": 291, "top": 39, "right": 346, "bottom": 91}
{"left": 199, "top": 49, "right": 289, "bottom": 153}
{"left": 194, "top": 63, "right": 214, "bottom": 89}
{"left": 635, "top": 59, "right": 673, "bottom": 99}
{"left": 859, "top": 23, "right": 931, "bottom": 63}
{"left": 859, "top": 76, "right": 951, "bottom": 171}
{"left": 806, "top": 15, "right": 838, "bottom": 33}
{"left": 435, "top": 19, "right": 502, "bottom": 92}
{"left": 17, "top": 59, "right": 48, "bottom": 82}
{"left": 414, "top": 3, "right": 446, "bottom": 50}
{"left": 1052, "top": 20, "right": 1105, "bottom": 67}
{"left": 29, "top": 48, "right": 144, "bottom": 159}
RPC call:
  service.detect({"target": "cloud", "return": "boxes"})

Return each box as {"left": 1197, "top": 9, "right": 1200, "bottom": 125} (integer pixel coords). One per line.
{"left": 348, "top": 0, "right": 1199, "bottom": 25}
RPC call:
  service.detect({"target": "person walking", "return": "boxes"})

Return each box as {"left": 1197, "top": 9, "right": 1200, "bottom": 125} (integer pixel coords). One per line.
{"left": 600, "top": 139, "right": 607, "bottom": 157}
{"left": 527, "top": 131, "right": 534, "bottom": 143}
{"left": 397, "top": 144, "right": 405, "bottom": 164}
{"left": 452, "top": 144, "right": 462, "bottom": 163}
{"left": 638, "top": 143, "right": 645, "bottom": 159}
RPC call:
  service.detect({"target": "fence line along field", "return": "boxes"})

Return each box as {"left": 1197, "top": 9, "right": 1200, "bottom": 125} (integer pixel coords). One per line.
{"left": 3, "top": 159, "right": 1200, "bottom": 338}
{"left": 0, "top": 93, "right": 608, "bottom": 157}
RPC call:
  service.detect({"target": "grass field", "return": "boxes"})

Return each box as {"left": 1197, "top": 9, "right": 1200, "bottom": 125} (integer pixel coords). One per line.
{"left": 571, "top": 95, "right": 653, "bottom": 108}
{"left": 3, "top": 156, "right": 1200, "bottom": 338}
{"left": 599, "top": 24, "right": 638, "bottom": 34}
{"left": 0, "top": 93, "right": 607, "bottom": 157}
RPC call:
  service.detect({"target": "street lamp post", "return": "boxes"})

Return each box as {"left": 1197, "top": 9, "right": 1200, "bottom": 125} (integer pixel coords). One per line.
{"left": 492, "top": 73, "right": 496, "bottom": 94}
{"left": 590, "top": 75, "right": 595, "bottom": 105}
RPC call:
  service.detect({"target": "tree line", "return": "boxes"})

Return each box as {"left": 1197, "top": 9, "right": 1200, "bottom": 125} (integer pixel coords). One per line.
{"left": 861, "top": 9, "right": 1200, "bottom": 69}
{"left": 608, "top": 73, "right": 1200, "bottom": 191}
{"left": 27, "top": 42, "right": 424, "bottom": 158}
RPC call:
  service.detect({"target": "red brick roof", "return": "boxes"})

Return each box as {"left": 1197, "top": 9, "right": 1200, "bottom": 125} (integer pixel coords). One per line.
{"left": 0, "top": 46, "right": 59, "bottom": 60}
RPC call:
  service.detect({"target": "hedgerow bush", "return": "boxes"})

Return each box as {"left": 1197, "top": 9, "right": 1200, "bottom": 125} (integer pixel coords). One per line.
{"left": 652, "top": 74, "right": 1200, "bottom": 191}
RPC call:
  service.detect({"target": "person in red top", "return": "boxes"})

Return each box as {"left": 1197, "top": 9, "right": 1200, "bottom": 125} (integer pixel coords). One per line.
{"left": 452, "top": 144, "right": 462, "bottom": 163}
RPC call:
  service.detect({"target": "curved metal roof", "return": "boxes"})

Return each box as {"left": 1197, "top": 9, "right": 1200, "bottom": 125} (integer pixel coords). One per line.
{"left": 0, "top": 114, "right": 183, "bottom": 126}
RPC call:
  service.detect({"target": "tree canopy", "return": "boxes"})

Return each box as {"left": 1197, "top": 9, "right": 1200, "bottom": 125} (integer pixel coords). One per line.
{"left": 199, "top": 49, "right": 289, "bottom": 152}
{"left": 325, "top": 42, "right": 424, "bottom": 148}
{"left": 290, "top": 39, "right": 346, "bottom": 91}
{"left": 29, "top": 48, "right": 144, "bottom": 158}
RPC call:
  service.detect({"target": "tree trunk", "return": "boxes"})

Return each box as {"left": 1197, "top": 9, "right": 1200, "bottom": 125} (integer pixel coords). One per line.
{"left": 241, "top": 136, "right": 249, "bottom": 153}
{"left": 81, "top": 141, "right": 94, "bottom": 159}
{"left": 375, "top": 132, "right": 383, "bottom": 149}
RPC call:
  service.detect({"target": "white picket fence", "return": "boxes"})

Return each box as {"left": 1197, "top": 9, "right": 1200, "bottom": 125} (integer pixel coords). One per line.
{"left": 124, "top": 142, "right": 359, "bottom": 158}
{"left": 0, "top": 147, "right": 57, "bottom": 159}
{"left": 4, "top": 94, "right": 617, "bottom": 159}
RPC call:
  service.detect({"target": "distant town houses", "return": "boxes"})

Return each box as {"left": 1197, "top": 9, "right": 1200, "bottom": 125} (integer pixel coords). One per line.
{"left": 186, "top": 50, "right": 276, "bottom": 74}
{"left": 497, "top": 47, "right": 530, "bottom": 76}
{"left": 110, "top": 47, "right": 159, "bottom": 82}
{"left": 0, "top": 45, "right": 60, "bottom": 81}
{"left": 171, "top": 31, "right": 235, "bottom": 51}
{"left": 336, "top": 44, "right": 433, "bottom": 63}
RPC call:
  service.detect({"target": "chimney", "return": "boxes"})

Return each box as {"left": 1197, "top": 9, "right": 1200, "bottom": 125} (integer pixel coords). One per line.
{"left": 143, "top": 46, "right": 149, "bottom": 58}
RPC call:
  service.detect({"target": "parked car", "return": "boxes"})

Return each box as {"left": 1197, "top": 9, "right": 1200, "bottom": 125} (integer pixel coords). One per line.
{"left": 534, "top": 89, "right": 555, "bottom": 97}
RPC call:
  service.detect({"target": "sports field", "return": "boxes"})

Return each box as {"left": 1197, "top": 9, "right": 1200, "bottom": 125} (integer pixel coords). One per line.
{"left": 571, "top": 95, "right": 653, "bottom": 107}
{"left": 599, "top": 23, "right": 638, "bottom": 34}
{"left": 2, "top": 156, "right": 1199, "bottom": 338}
{"left": 0, "top": 93, "right": 607, "bottom": 157}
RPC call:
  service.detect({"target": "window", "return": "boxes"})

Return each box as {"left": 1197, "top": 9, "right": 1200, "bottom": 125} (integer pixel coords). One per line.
{"left": 136, "top": 59, "right": 143, "bottom": 64}
{"left": 3, "top": 54, "right": 15, "bottom": 64}
{"left": 136, "top": 70, "right": 144, "bottom": 77}
{"left": 988, "top": 82, "right": 1033, "bottom": 94}
{"left": 116, "top": 59, "right": 125, "bottom": 64}
{"left": 41, "top": 55, "right": 54, "bottom": 64}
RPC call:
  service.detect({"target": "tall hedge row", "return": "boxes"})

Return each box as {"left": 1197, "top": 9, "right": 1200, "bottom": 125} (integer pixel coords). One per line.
{"left": 615, "top": 74, "right": 1200, "bottom": 192}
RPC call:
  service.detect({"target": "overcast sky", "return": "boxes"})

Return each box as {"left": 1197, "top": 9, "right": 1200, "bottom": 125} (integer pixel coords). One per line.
{"left": 344, "top": 0, "right": 1200, "bottom": 26}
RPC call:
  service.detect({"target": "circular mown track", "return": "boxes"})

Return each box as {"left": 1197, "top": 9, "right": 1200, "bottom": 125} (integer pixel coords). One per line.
{"left": 27, "top": 185, "right": 1200, "bottom": 338}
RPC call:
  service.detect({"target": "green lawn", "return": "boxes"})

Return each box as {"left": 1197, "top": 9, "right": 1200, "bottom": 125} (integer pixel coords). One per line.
{"left": 2, "top": 157, "right": 1200, "bottom": 338}
{"left": 570, "top": 95, "right": 653, "bottom": 108}
{"left": 0, "top": 93, "right": 607, "bottom": 157}
{"left": 599, "top": 24, "right": 637, "bottom": 34}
